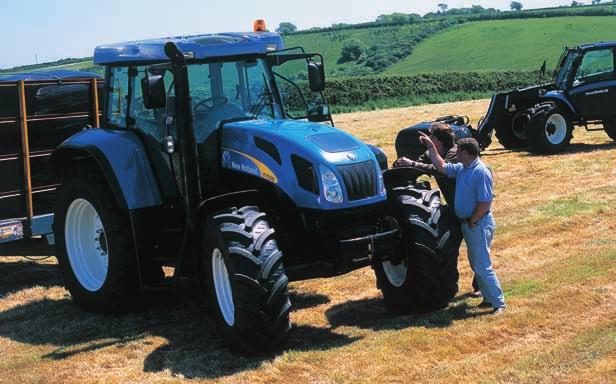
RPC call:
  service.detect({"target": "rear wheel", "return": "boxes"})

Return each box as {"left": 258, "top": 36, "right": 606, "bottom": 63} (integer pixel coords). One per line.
{"left": 529, "top": 105, "right": 573, "bottom": 154}
{"left": 202, "top": 206, "right": 291, "bottom": 355}
{"left": 495, "top": 115, "right": 527, "bottom": 149}
{"left": 374, "top": 185, "right": 461, "bottom": 313}
{"left": 54, "top": 168, "right": 138, "bottom": 313}
{"left": 603, "top": 119, "right": 616, "bottom": 141}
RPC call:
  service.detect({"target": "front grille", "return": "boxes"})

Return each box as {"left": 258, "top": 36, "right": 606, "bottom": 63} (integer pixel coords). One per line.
{"left": 337, "top": 161, "right": 377, "bottom": 201}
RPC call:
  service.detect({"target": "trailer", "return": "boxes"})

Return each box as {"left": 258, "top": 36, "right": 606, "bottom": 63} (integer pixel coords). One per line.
{"left": 0, "top": 71, "right": 102, "bottom": 245}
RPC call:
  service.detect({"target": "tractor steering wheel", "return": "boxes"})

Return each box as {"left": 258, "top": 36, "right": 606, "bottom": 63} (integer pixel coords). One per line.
{"left": 194, "top": 96, "right": 228, "bottom": 113}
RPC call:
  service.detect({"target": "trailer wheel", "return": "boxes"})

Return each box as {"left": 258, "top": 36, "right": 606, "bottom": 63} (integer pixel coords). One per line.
{"left": 528, "top": 105, "right": 573, "bottom": 153}
{"left": 54, "top": 168, "right": 138, "bottom": 313}
{"left": 603, "top": 120, "right": 616, "bottom": 141}
{"left": 374, "top": 185, "right": 461, "bottom": 313}
{"left": 495, "top": 115, "right": 527, "bottom": 149}
{"left": 202, "top": 206, "right": 291, "bottom": 355}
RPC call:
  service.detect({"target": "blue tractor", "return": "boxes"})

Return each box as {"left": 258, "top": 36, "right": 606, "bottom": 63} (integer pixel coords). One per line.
{"left": 51, "top": 28, "right": 459, "bottom": 354}
{"left": 399, "top": 42, "right": 616, "bottom": 154}
{"left": 475, "top": 41, "right": 616, "bottom": 153}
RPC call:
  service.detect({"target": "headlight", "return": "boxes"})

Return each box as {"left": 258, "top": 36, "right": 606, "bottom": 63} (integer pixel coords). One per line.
{"left": 319, "top": 164, "right": 344, "bottom": 204}
{"left": 378, "top": 172, "right": 386, "bottom": 196}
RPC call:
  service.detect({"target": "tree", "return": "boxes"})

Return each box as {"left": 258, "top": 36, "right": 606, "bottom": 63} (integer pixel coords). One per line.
{"left": 571, "top": 1, "right": 582, "bottom": 5}
{"left": 510, "top": 1, "right": 523, "bottom": 10}
{"left": 275, "top": 22, "right": 297, "bottom": 35}
{"left": 591, "top": 0, "right": 601, "bottom": 4}
{"left": 338, "top": 39, "right": 366, "bottom": 63}
{"left": 438, "top": 3, "right": 448, "bottom": 13}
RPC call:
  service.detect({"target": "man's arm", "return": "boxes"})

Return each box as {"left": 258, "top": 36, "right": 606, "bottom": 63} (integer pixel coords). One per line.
{"left": 469, "top": 167, "right": 494, "bottom": 228}
{"left": 468, "top": 201, "right": 491, "bottom": 228}
{"left": 418, "top": 132, "right": 447, "bottom": 175}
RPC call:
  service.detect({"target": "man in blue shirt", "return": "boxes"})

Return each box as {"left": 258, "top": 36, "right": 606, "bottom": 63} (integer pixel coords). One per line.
{"left": 418, "top": 133, "right": 505, "bottom": 313}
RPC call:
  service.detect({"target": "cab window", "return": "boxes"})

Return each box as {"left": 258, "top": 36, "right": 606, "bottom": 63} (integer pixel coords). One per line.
{"left": 574, "top": 49, "right": 615, "bottom": 85}
{"left": 129, "top": 66, "right": 175, "bottom": 141}
{"left": 106, "top": 66, "right": 129, "bottom": 128}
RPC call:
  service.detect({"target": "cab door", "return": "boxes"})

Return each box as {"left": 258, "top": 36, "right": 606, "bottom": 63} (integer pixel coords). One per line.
{"left": 568, "top": 47, "right": 616, "bottom": 120}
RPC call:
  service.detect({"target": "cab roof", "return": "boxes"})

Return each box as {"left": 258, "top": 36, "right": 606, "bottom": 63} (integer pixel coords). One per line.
{"left": 577, "top": 41, "right": 616, "bottom": 51}
{"left": 93, "top": 32, "right": 284, "bottom": 65}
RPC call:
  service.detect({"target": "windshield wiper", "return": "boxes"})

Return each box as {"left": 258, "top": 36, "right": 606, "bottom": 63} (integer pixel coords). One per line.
{"left": 249, "top": 89, "right": 273, "bottom": 118}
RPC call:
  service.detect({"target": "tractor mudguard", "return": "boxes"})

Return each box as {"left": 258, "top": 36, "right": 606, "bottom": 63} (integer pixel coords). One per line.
{"left": 541, "top": 90, "right": 576, "bottom": 115}
{"left": 51, "top": 128, "right": 162, "bottom": 210}
{"left": 196, "top": 189, "right": 261, "bottom": 224}
{"left": 395, "top": 121, "right": 473, "bottom": 159}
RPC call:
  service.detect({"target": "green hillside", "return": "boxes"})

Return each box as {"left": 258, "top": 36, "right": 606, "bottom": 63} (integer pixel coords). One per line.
{"left": 283, "top": 20, "right": 452, "bottom": 76}
{"left": 384, "top": 16, "right": 616, "bottom": 75}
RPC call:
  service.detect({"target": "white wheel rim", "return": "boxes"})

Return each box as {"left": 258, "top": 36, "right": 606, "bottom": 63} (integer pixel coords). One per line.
{"left": 64, "top": 198, "right": 109, "bottom": 292}
{"left": 382, "top": 260, "right": 407, "bottom": 288}
{"left": 212, "top": 248, "right": 234, "bottom": 326}
{"left": 545, "top": 113, "right": 567, "bottom": 145}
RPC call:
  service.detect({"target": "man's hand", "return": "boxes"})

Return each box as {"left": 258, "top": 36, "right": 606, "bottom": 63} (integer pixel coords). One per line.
{"left": 393, "top": 157, "right": 415, "bottom": 168}
{"left": 418, "top": 131, "right": 447, "bottom": 175}
{"left": 418, "top": 131, "right": 435, "bottom": 149}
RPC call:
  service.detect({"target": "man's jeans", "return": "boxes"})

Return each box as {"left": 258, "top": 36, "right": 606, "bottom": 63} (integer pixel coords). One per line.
{"left": 462, "top": 213, "right": 505, "bottom": 308}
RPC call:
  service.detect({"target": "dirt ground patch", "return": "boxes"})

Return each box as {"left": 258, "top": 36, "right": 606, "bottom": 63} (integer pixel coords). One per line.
{"left": 1, "top": 99, "right": 615, "bottom": 384}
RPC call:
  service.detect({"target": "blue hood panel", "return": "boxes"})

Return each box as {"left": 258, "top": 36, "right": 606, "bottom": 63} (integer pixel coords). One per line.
{"left": 308, "top": 133, "right": 360, "bottom": 153}
{"left": 220, "top": 119, "right": 385, "bottom": 210}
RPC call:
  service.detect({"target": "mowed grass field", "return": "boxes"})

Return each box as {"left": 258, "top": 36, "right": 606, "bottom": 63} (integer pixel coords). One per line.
{"left": 385, "top": 16, "right": 616, "bottom": 75}
{"left": 1, "top": 99, "right": 615, "bottom": 383}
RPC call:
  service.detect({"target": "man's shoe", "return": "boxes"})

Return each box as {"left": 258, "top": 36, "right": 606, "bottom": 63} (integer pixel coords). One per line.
{"left": 470, "top": 290, "right": 482, "bottom": 298}
{"left": 492, "top": 307, "right": 506, "bottom": 315}
{"left": 476, "top": 301, "right": 493, "bottom": 308}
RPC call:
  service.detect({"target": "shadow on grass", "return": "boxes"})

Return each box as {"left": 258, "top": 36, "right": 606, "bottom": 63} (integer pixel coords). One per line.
{"left": 480, "top": 140, "right": 616, "bottom": 158}
{"left": 0, "top": 242, "right": 59, "bottom": 298}
{"left": 0, "top": 238, "right": 55, "bottom": 257}
{"left": 288, "top": 289, "right": 331, "bottom": 310}
{"left": 519, "top": 141, "right": 616, "bottom": 157}
{"left": 0, "top": 281, "right": 356, "bottom": 380}
{"left": 325, "top": 295, "right": 494, "bottom": 331}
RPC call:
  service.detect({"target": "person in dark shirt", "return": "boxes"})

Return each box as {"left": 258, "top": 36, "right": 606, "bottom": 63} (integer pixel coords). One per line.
{"left": 394, "top": 123, "right": 457, "bottom": 212}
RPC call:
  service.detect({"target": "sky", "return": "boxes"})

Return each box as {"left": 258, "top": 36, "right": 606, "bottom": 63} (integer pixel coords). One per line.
{"left": 1, "top": 0, "right": 573, "bottom": 69}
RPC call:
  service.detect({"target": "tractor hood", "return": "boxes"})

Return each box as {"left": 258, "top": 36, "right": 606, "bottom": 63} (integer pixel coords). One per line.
{"left": 221, "top": 119, "right": 374, "bottom": 164}
{"left": 219, "top": 119, "right": 385, "bottom": 210}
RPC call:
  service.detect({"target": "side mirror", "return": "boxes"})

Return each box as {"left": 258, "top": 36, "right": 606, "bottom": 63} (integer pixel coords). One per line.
{"left": 141, "top": 74, "right": 166, "bottom": 109}
{"left": 308, "top": 61, "right": 325, "bottom": 92}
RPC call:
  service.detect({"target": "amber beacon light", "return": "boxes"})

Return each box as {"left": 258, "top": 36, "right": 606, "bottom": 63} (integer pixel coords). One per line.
{"left": 253, "top": 19, "right": 267, "bottom": 32}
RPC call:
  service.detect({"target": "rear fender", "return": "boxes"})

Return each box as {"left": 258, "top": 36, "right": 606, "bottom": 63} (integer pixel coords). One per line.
{"left": 540, "top": 91, "right": 576, "bottom": 116}
{"left": 51, "top": 129, "right": 163, "bottom": 210}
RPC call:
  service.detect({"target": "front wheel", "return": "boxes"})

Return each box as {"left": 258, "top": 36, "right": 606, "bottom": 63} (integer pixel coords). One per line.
{"left": 374, "top": 185, "right": 461, "bottom": 313}
{"left": 202, "top": 206, "right": 291, "bottom": 355}
{"left": 495, "top": 115, "right": 527, "bottom": 149}
{"left": 54, "top": 168, "right": 138, "bottom": 313}
{"left": 603, "top": 119, "right": 616, "bottom": 141}
{"left": 528, "top": 105, "right": 573, "bottom": 154}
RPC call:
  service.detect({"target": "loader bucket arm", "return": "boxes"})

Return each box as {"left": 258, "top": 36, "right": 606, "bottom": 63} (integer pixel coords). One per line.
{"left": 476, "top": 92, "right": 508, "bottom": 150}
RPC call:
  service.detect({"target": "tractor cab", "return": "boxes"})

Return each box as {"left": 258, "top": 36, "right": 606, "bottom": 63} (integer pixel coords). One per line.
{"left": 97, "top": 33, "right": 332, "bottom": 199}
{"left": 556, "top": 43, "right": 616, "bottom": 121}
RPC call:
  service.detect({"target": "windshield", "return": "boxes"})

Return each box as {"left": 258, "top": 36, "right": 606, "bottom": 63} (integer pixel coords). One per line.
{"left": 187, "top": 58, "right": 282, "bottom": 142}
{"left": 554, "top": 50, "right": 577, "bottom": 90}
{"left": 268, "top": 53, "right": 330, "bottom": 123}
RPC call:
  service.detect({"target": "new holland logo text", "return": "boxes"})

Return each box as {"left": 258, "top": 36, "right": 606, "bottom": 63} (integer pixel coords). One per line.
{"left": 585, "top": 89, "right": 608, "bottom": 96}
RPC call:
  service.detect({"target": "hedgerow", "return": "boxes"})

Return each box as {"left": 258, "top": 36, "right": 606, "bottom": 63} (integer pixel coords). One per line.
{"left": 324, "top": 71, "right": 541, "bottom": 106}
